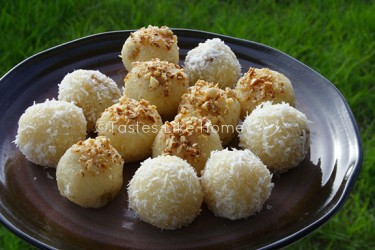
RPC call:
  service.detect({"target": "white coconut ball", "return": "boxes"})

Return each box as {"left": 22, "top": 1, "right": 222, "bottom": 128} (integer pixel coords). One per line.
{"left": 128, "top": 155, "right": 203, "bottom": 230}
{"left": 184, "top": 38, "right": 241, "bottom": 88}
{"left": 121, "top": 25, "right": 179, "bottom": 71}
{"left": 96, "top": 96, "right": 162, "bottom": 162}
{"left": 15, "top": 99, "right": 87, "bottom": 167}
{"left": 178, "top": 80, "right": 241, "bottom": 146}
{"left": 201, "top": 148, "right": 274, "bottom": 220}
{"left": 239, "top": 102, "right": 310, "bottom": 173}
{"left": 58, "top": 69, "right": 121, "bottom": 132}
{"left": 124, "top": 59, "right": 189, "bottom": 120}
{"left": 152, "top": 108, "right": 222, "bottom": 175}
{"left": 56, "top": 136, "right": 124, "bottom": 208}
{"left": 235, "top": 67, "right": 295, "bottom": 118}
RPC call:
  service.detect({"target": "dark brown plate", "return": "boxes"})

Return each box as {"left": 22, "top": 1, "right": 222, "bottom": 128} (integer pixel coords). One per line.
{"left": 0, "top": 29, "right": 362, "bottom": 249}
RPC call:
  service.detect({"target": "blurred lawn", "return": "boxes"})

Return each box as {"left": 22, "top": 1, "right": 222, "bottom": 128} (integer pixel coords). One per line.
{"left": 0, "top": 0, "right": 374, "bottom": 249}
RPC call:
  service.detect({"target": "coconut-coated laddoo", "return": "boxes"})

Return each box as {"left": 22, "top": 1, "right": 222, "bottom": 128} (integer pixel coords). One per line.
{"left": 96, "top": 96, "right": 162, "bottom": 162}
{"left": 152, "top": 108, "right": 222, "bottom": 175}
{"left": 58, "top": 69, "right": 121, "bottom": 132}
{"left": 239, "top": 102, "right": 310, "bottom": 173}
{"left": 121, "top": 25, "right": 179, "bottom": 71}
{"left": 15, "top": 99, "right": 87, "bottom": 167}
{"left": 124, "top": 59, "right": 189, "bottom": 120}
{"left": 184, "top": 38, "right": 241, "bottom": 88}
{"left": 178, "top": 80, "right": 240, "bottom": 146}
{"left": 56, "top": 136, "right": 124, "bottom": 208}
{"left": 235, "top": 67, "right": 295, "bottom": 118}
{"left": 201, "top": 148, "right": 274, "bottom": 220}
{"left": 128, "top": 155, "right": 203, "bottom": 230}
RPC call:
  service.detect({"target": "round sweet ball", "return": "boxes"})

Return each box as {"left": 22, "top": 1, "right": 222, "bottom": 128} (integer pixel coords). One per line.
{"left": 121, "top": 25, "right": 179, "bottom": 71}
{"left": 128, "top": 155, "right": 203, "bottom": 230}
{"left": 184, "top": 38, "right": 241, "bottom": 88}
{"left": 58, "top": 69, "right": 121, "bottom": 132}
{"left": 15, "top": 99, "right": 87, "bottom": 167}
{"left": 201, "top": 148, "right": 273, "bottom": 220}
{"left": 178, "top": 80, "right": 241, "bottom": 146}
{"left": 152, "top": 108, "right": 222, "bottom": 175}
{"left": 96, "top": 97, "right": 162, "bottom": 162}
{"left": 239, "top": 102, "right": 310, "bottom": 173}
{"left": 235, "top": 67, "right": 295, "bottom": 118}
{"left": 56, "top": 136, "right": 124, "bottom": 208}
{"left": 124, "top": 59, "right": 189, "bottom": 120}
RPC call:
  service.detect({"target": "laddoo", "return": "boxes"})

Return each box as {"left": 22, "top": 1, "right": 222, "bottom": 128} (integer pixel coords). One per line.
{"left": 121, "top": 25, "right": 179, "bottom": 71}
{"left": 56, "top": 136, "right": 124, "bottom": 208}
{"left": 152, "top": 108, "right": 222, "bottom": 175}
{"left": 58, "top": 69, "right": 121, "bottom": 132}
{"left": 15, "top": 99, "right": 87, "bottom": 167}
{"left": 178, "top": 80, "right": 241, "bottom": 145}
{"left": 239, "top": 102, "right": 310, "bottom": 173}
{"left": 184, "top": 38, "right": 241, "bottom": 88}
{"left": 201, "top": 148, "right": 274, "bottom": 220}
{"left": 127, "top": 155, "right": 203, "bottom": 230}
{"left": 235, "top": 67, "right": 295, "bottom": 118}
{"left": 96, "top": 96, "right": 162, "bottom": 162}
{"left": 124, "top": 59, "right": 189, "bottom": 120}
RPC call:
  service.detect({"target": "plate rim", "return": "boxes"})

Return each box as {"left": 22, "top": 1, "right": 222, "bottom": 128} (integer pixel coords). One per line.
{"left": 0, "top": 28, "right": 363, "bottom": 250}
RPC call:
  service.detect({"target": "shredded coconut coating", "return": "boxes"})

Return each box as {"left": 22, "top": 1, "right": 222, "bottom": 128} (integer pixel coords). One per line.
{"left": 184, "top": 38, "right": 241, "bottom": 88}
{"left": 121, "top": 25, "right": 179, "bottom": 71}
{"left": 178, "top": 80, "right": 240, "bottom": 145}
{"left": 96, "top": 96, "right": 162, "bottom": 162}
{"left": 124, "top": 59, "right": 189, "bottom": 120}
{"left": 201, "top": 148, "right": 274, "bottom": 220}
{"left": 58, "top": 69, "right": 121, "bottom": 132}
{"left": 15, "top": 99, "right": 87, "bottom": 167}
{"left": 128, "top": 155, "right": 203, "bottom": 230}
{"left": 239, "top": 102, "right": 310, "bottom": 173}
{"left": 235, "top": 67, "right": 295, "bottom": 118}
{"left": 152, "top": 108, "right": 222, "bottom": 175}
{"left": 56, "top": 136, "right": 124, "bottom": 208}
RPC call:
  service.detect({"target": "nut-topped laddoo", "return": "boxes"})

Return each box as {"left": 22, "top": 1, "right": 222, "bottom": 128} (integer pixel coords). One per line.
{"left": 184, "top": 38, "right": 241, "bottom": 88}
{"left": 121, "top": 25, "right": 179, "bottom": 71}
{"left": 56, "top": 136, "right": 124, "bottom": 208}
{"left": 178, "top": 80, "right": 241, "bottom": 146}
{"left": 96, "top": 96, "right": 162, "bottom": 162}
{"left": 124, "top": 59, "right": 189, "bottom": 120}
{"left": 235, "top": 67, "right": 295, "bottom": 118}
{"left": 152, "top": 108, "right": 222, "bottom": 175}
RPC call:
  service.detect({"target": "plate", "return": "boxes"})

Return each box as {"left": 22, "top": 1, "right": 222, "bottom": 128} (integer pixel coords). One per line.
{"left": 0, "top": 29, "right": 362, "bottom": 249}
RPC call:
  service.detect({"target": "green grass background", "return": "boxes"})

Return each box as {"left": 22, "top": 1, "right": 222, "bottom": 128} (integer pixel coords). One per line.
{"left": 0, "top": 0, "right": 374, "bottom": 249}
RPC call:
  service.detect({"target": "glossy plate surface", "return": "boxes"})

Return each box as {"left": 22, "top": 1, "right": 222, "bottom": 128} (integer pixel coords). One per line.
{"left": 0, "top": 29, "right": 362, "bottom": 249}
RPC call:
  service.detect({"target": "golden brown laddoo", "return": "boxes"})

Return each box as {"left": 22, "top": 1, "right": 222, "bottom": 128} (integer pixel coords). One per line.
{"left": 96, "top": 96, "right": 162, "bottom": 162}
{"left": 152, "top": 108, "right": 222, "bottom": 175}
{"left": 124, "top": 59, "right": 189, "bottom": 120}
{"left": 121, "top": 25, "right": 179, "bottom": 71}
{"left": 235, "top": 67, "right": 295, "bottom": 118}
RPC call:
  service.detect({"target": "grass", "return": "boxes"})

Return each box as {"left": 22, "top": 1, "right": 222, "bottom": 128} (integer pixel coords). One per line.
{"left": 0, "top": 0, "right": 374, "bottom": 249}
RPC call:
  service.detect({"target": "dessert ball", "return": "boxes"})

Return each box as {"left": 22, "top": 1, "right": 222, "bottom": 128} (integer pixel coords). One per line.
{"left": 152, "top": 108, "right": 222, "bottom": 175}
{"left": 235, "top": 67, "right": 295, "bottom": 118}
{"left": 178, "top": 80, "right": 241, "bottom": 145}
{"left": 58, "top": 69, "right": 121, "bottom": 132}
{"left": 121, "top": 25, "right": 179, "bottom": 71}
{"left": 124, "top": 59, "right": 189, "bottom": 120}
{"left": 56, "top": 136, "right": 124, "bottom": 208}
{"left": 201, "top": 149, "right": 273, "bottom": 220}
{"left": 239, "top": 102, "right": 310, "bottom": 173}
{"left": 96, "top": 97, "right": 162, "bottom": 162}
{"left": 128, "top": 155, "right": 203, "bottom": 230}
{"left": 15, "top": 99, "right": 87, "bottom": 167}
{"left": 184, "top": 38, "right": 241, "bottom": 88}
